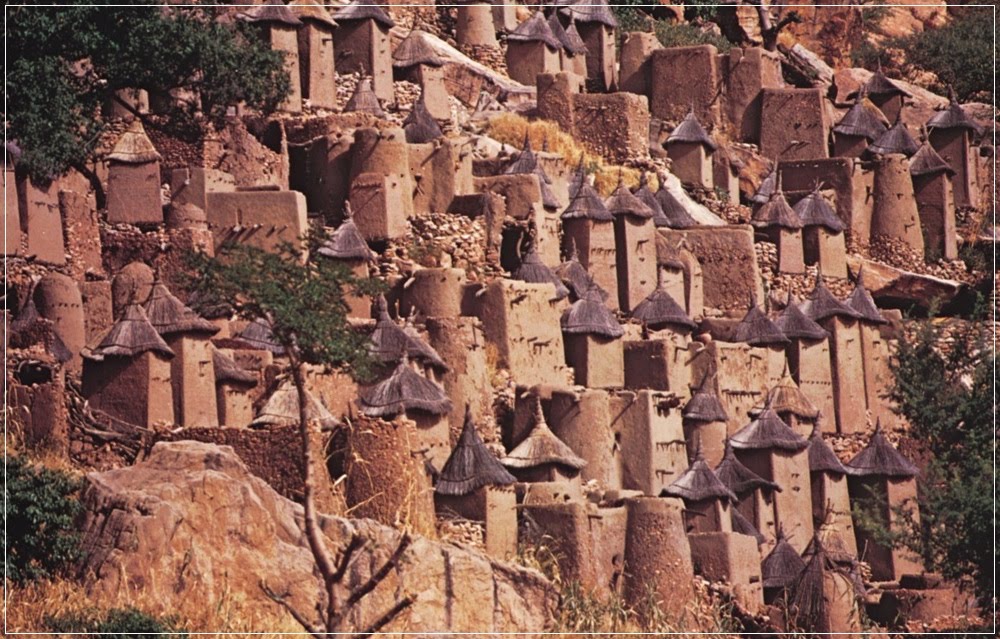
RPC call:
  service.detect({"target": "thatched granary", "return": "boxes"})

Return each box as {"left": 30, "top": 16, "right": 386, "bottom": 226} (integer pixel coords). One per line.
{"left": 512, "top": 242, "right": 570, "bottom": 300}
{"left": 867, "top": 112, "right": 920, "bottom": 158}
{"left": 661, "top": 444, "right": 737, "bottom": 533}
{"left": 716, "top": 439, "right": 779, "bottom": 498}
{"left": 633, "top": 172, "right": 669, "bottom": 228}
{"left": 392, "top": 28, "right": 443, "bottom": 72}
{"left": 106, "top": 120, "right": 163, "bottom": 225}
{"left": 563, "top": 159, "right": 612, "bottom": 222}
{"left": 833, "top": 93, "right": 889, "bottom": 156}
{"left": 235, "top": 318, "right": 286, "bottom": 355}
{"left": 787, "top": 536, "right": 862, "bottom": 635}
{"left": 631, "top": 278, "right": 697, "bottom": 332}
{"left": 403, "top": 93, "right": 443, "bottom": 144}
{"left": 436, "top": 407, "right": 515, "bottom": 497}
{"left": 251, "top": 377, "right": 340, "bottom": 430}
{"left": 561, "top": 284, "right": 623, "bottom": 338}
{"left": 800, "top": 277, "right": 861, "bottom": 323}
{"left": 343, "top": 76, "right": 384, "bottom": 117}
{"left": 654, "top": 180, "right": 698, "bottom": 229}
{"left": 843, "top": 269, "right": 886, "bottom": 325}
{"left": 667, "top": 111, "right": 717, "bottom": 189}
{"left": 682, "top": 373, "right": 729, "bottom": 467}
{"left": 359, "top": 359, "right": 452, "bottom": 418}
{"left": 368, "top": 296, "right": 447, "bottom": 372}
{"left": 732, "top": 298, "right": 789, "bottom": 347}
{"left": 504, "top": 134, "right": 559, "bottom": 210}
{"left": 604, "top": 173, "right": 654, "bottom": 220}
{"left": 775, "top": 292, "right": 828, "bottom": 341}
{"left": 317, "top": 203, "right": 376, "bottom": 261}
{"left": 502, "top": 398, "right": 586, "bottom": 483}
{"left": 555, "top": 239, "right": 607, "bottom": 302}
{"left": 761, "top": 528, "right": 806, "bottom": 602}
{"left": 731, "top": 406, "right": 809, "bottom": 452}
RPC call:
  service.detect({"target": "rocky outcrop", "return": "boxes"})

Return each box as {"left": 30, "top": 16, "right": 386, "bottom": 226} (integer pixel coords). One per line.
{"left": 846, "top": 256, "right": 967, "bottom": 310}
{"left": 76, "top": 440, "right": 557, "bottom": 633}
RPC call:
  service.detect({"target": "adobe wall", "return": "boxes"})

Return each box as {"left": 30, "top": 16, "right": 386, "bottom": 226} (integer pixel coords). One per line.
{"left": 59, "top": 190, "right": 102, "bottom": 279}
{"left": 929, "top": 128, "right": 976, "bottom": 208}
{"left": 811, "top": 471, "right": 858, "bottom": 556}
{"left": 725, "top": 47, "right": 782, "bottom": 143}
{"left": 688, "top": 532, "right": 763, "bottom": 613}
{"left": 779, "top": 158, "right": 874, "bottom": 250}
{"left": 107, "top": 162, "right": 163, "bottom": 226}
{"left": 549, "top": 388, "right": 619, "bottom": 490}
{"left": 689, "top": 340, "right": 767, "bottom": 435}
{"left": 505, "top": 41, "right": 560, "bottom": 87}
{"left": 335, "top": 20, "right": 393, "bottom": 102}
{"left": 270, "top": 25, "right": 302, "bottom": 113}
{"left": 612, "top": 390, "right": 689, "bottom": 495}
{"left": 913, "top": 172, "right": 957, "bottom": 261}
{"left": 165, "top": 334, "right": 218, "bottom": 429}
{"left": 572, "top": 93, "right": 651, "bottom": 164}
{"left": 350, "top": 127, "right": 414, "bottom": 219}
{"left": 760, "top": 88, "right": 829, "bottom": 161}
{"left": 563, "top": 218, "right": 619, "bottom": 310}
{"left": 622, "top": 497, "right": 694, "bottom": 618}
{"left": 619, "top": 32, "right": 661, "bottom": 97}
{"left": 872, "top": 154, "right": 924, "bottom": 254}
{"left": 425, "top": 316, "right": 494, "bottom": 440}
{"left": 17, "top": 175, "right": 67, "bottom": 265}
{"left": 649, "top": 45, "right": 722, "bottom": 127}
{"left": 770, "top": 449, "right": 814, "bottom": 554}
{"left": 205, "top": 190, "right": 308, "bottom": 253}
{"left": 82, "top": 352, "right": 174, "bottom": 428}
{"left": 787, "top": 337, "right": 837, "bottom": 434}
{"left": 297, "top": 22, "right": 336, "bottom": 110}
{"left": 823, "top": 317, "right": 867, "bottom": 434}
{"left": 564, "top": 333, "right": 624, "bottom": 389}
{"left": 613, "top": 216, "right": 657, "bottom": 313}
{"left": 623, "top": 335, "right": 691, "bottom": 394}
{"left": 659, "top": 226, "right": 763, "bottom": 314}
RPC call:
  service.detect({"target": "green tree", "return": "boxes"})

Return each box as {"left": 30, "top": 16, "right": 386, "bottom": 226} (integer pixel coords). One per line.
{"left": 4, "top": 455, "right": 84, "bottom": 584}
{"left": 6, "top": 1, "right": 290, "bottom": 183}
{"left": 899, "top": 9, "right": 994, "bottom": 102}
{"left": 185, "top": 237, "right": 414, "bottom": 638}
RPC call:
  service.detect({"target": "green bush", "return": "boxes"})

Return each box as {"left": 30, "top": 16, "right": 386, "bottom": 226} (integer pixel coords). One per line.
{"left": 897, "top": 9, "right": 994, "bottom": 102}
{"left": 4, "top": 455, "right": 84, "bottom": 584}
{"left": 655, "top": 21, "right": 732, "bottom": 52}
{"left": 47, "top": 607, "right": 188, "bottom": 637}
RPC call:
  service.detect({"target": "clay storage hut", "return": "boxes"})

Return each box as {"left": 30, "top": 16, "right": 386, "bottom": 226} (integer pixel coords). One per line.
{"left": 751, "top": 166, "right": 777, "bottom": 205}
{"left": 359, "top": 359, "right": 452, "bottom": 419}
{"left": 845, "top": 269, "right": 892, "bottom": 424}
{"left": 682, "top": 373, "right": 729, "bottom": 467}
{"left": 512, "top": 240, "right": 570, "bottom": 300}
{"left": 759, "top": 365, "right": 819, "bottom": 437}
{"left": 505, "top": 134, "right": 560, "bottom": 210}
{"left": 561, "top": 157, "right": 617, "bottom": 306}
{"left": 867, "top": 111, "right": 920, "bottom": 158}
{"left": 926, "top": 88, "right": 982, "bottom": 208}
{"left": 434, "top": 406, "right": 518, "bottom": 557}
{"left": 751, "top": 179, "right": 804, "bottom": 274}
{"left": 144, "top": 279, "right": 220, "bottom": 428}
{"left": 761, "top": 529, "right": 806, "bottom": 604}
{"left": 251, "top": 377, "right": 339, "bottom": 430}
{"left": 212, "top": 346, "right": 257, "bottom": 427}
{"left": 392, "top": 29, "right": 449, "bottom": 119}
{"left": 455, "top": 1, "right": 499, "bottom": 49}
{"left": 547, "top": 12, "right": 587, "bottom": 78}
{"left": 732, "top": 296, "right": 789, "bottom": 387}
{"left": 9, "top": 294, "right": 74, "bottom": 365}
{"left": 631, "top": 272, "right": 698, "bottom": 334}
{"left": 240, "top": 0, "right": 304, "bottom": 113}
{"left": 403, "top": 93, "right": 443, "bottom": 144}
{"left": 858, "top": 64, "right": 910, "bottom": 123}
{"left": 731, "top": 405, "right": 813, "bottom": 553}
{"left": 504, "top": 10, "right": 561, "bottom": 85}
{"left": 605, "top": 172, "right": 654, "bottom": 220}
{"left": 833, "top": 92, "right": 889, "bottom": 157}
{"left": 81, "top": 303, "right": 174, "bottom": 428}
{"left": 235, "top": 318, "right": 286, "bottom": 355}
{"left": 605, "top": 172, "right": 657, "bottom": 313}
{"left": 633, "top": 172, "right": 670, "bottom": 228}
{"left": 502, "top": 397, "right": 586, "bottom": 483}
{"left": 317, "top": 203, "right": 376, "bottom": 318}
{"left": 558, "top": 0, "right": 618, "bottom": 92}
{"left": 793, "top": 187, "right": 847, "bottom": 278}
{"left": 555, "top": 239, "right": 607, "bottom": 301}
{"left": 666, "top": 110, "right": 717, "bottom": 189}
{"left": 732, "top": 507, "right": 766, "bottom": 547}
{"left": 909, "top": 138, "right": 958, "bottom": 260}
{"left": 807, "top": 419, "right": 858, "bottom": 557}
{"left": 661, "top": 443, "right": 737, "bottom": 534}
{"left": 401, "top": 313, "right": 449, "bottom": 378}
{"left": 716, "top": 438, "right": 780, "bottom": 548}
{"left": 343, "top": 76, "right": 385, "bottom": 117}
{"left": 333, "top": 0, "right": 395, "bottom": 102}
{"left": 844, "top": 268, "right": 886, "bottom": 326}
{"left": 655, "top": 179, "right": 698, "bottom": 229}
{"left": 290, "top": 0, "right": 338, "bottom": 110}
{"left": 561, "top": 283, "right": 624, "bottom": 388}
{"left": 368, "top": 296, "right": 447, "bottom": 374}
{"left": 105, "top": 120, "right": 163, "bottom": 225}
{"left": 845, "top": 422, "right": 921, "bottom": 581}
{"left": 787, "top": 535, "right": 862, "bottom": 635}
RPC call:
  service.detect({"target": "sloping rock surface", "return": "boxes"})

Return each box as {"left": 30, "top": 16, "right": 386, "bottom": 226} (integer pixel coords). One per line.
{"left": 77, "top": 440, "right": 556, "bottom": 633}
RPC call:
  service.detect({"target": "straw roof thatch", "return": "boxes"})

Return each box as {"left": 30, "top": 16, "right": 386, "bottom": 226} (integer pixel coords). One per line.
{"left": 317, "top": 203, "right": 376, "bottom": 261}
{"left": 251, "top": 378, "right": 340, "bottom": 430}
{"left": 562, "top": 18, "right": 589, "bottom": 55}
{"left": 683, "top": 374, "right": 728, "bottom": 423}
{"left": 548, "top": 12, "right": 587, "bottom": 55}
{"left": 561, "top": 284, "right": 624, "bottom": 338}
{"left": 801, "top": 277, "right": 861, "bottom": 323}
{"left": 834, "top": 96, "right": 889, "bottom": 142}
{"left": 559, "top": 0, "right": 618, "bottom": 27}
{"left": 239, "top": 0, "right": 303, "bottom": 27}
{"left": 775, "top": 293, "right": 828, "bottom": 341}
{"left": 751, "top": 166, "right": 777, "bottom": 205}
{"left": 212, "top": 346, "right": 257, "bottom": 386}
{"left": 563, "top": 160, "right": 613, "bottom": 221}
{"left": 368, "top": 297, "right": 448, "bottom": 370}
{"left": 667, "top": 111, "right": 717, "bottom": 150}
{"left": 401, "top": 314, "right": 449, "bottom": 371}
{"left": 236, "top": 318, "right": 287, "bottom": 355}
{"left": 753, "top": 188, "right": 803, "bottom": 230}
{"left": 765, "top": 367, "right": 819, "bottom": 419}
{"left": 807, "top": 420, "right": 847, "bottom": 475}
{"left": 661, "top": 445, "right": 737, "bottom": 502}
{"left": 927, "top": 89, "right": 983, "bottom": 134}
{"left": 788, "top": 536, "right": 859, "bottom": 630}
{"left": 793, "top": 188, "right": 844, "bottom": 232}
{"left": 143, "top": 280, "right": 219, "bottom": 336}
{"left": 502, "top": 398, "right": 586, "bottom": 471}
{"left": 436, "top": 406, "right": 516, "bottom": 496}
{"left": 867, "top": 116, "right": 920, "bottom": 157}
{"left": 634, "top": 172, "right": 669, "bottom": 227}
{"left": 762, "top": 529, "right": 806, "bottom": 590}
{"left": 512, "top": 243, "right": 570, "bottom": 299}
{"left": 860, "top": 66, "right": 910, "bottom": 98}
{"left": 333, "top": 0, "right": 395, "bottom": 27}
{"left": 731, "top": 406, "right": 809, "bottom": 451}
{"left": 504, "top": 134, "right": 560, "bottom": 210}
{"left": 631, "top": 280, "right": 697, "bottom": 331}
{"left": 909, "top": 142, "right": 955, "bottom": 177}
{"left": 107, "top": 120, "right": 162, "bottom": 164}
{"left": 289, "top": 0, "right": 338, "bottom": 28}
{"left": 844, "top": 269, "right": 886, "bottom": 324}
{"left": 393, "top": 29, "right": 444, "bottom": 69}
{"left": 508, "top": 11, "right": 561, "bottom": 50}
{"left": 10, "top": 296, "right": 73, "bottom": 364}
{"left": 732, "top": 507, "right": 766, "bottom": 545}
{"left": 732, "top": 299, "right": 789, "bottom": 346}
{"left": 555, "top": 240, "right": 607, "bottom": 301}
{"left": 605, "top": 173, "right": 654, "bottom": 219}
{"left": 403, "top": 93, "right": 443, "bottom": 144}
{"left": 655, "top": 183, "right": 698, "bottom": 228}
{"left": 84, "top": 304, "right": 174, "bottom": 361}
{"left": 715, "top": 438, "right": 779, "bottom": 497}
{"left": 845, "top": 421, "right": 918, "bottom": 478}
{"left": 359, "top": 359, "right": 453, "bottom": 418}
{"left": 344, "top": 77, "right": 385, "bottom": 117}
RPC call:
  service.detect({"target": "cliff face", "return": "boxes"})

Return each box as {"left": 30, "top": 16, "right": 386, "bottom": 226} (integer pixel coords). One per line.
{"left": 76, "top": 440, "right": 558, "bottom": 634}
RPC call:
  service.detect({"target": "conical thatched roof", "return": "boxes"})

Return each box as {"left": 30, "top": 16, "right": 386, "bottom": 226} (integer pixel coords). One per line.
{"left": 661, "top": 445, "right": 737, "bottom": 502}
{"left": 289, "top": 0, "right": 337, "bottom": 28}
{"left": 236, "top": 318, "right": 286, "bottom": 355}
{"left": 845, "top": 421, "right": 918, "bottom": 478}
{"left": 239, "top": 0, "right": 303, "bottom": 26}
{"left": 143, "top": 280, "right": 219, "bottom": 336}
{"left": 927, "top": 90, "right": 982, "bottom": 134}
{"left": 732, "top": 507, "right": 766, "bottom": 545}
{"left": 508, "top": 11, "right": 561, "bottom": 50}
{"left": 561, "top": 285, "right": 624, "bottom": 338}
{"left": 393, "top": 29, "right": 444, "bottom": 68}
{"left": 368, "top": 297, "right": 447, "bottom": 370}
{"left": 834, "top": 97, "right": 889, "bottom": 141}
{"left": 868, "top": 116, "right": 919, "bottom": 157}
{"left": 563, "top": 19, "right": 589, "bottom": 55}
{"left": 789, "top": 536, "right": 856, "bottom": 630}
{"left": 513, "top": 243, "right": 570, "bottom": 300}
{"left": 251, "top": 378, "right": 340, "bottom": 429}
{"left": 548, "top": 13, "right": 587, "bottom": 55}
{"left": 667, "top": 111, "right": 717, "bottom": 150}
{"left": 317, "top": 204, "right": 375, "bottom": 261}
{"left": 683, "top": 374, "right": 728, "bottom": 423}
{"left": 563, "top": 161, "right": 612, "bottom": 221}
{"left": 909, "top": 142, "right": 955, "bottom": 177}
{"left": 793, "top": 188, "right": 844, "bottom": 232}
{"left": 333, "top": 0, "right": 395, "bottom": 27}
{"left": 10, "top": 295, "right": 73, "bottom": 363}
{"left": 762, "top": 529, "right": 806, "bottom": 589}
{"left": 436, "top": 406, "right": 516, "bottom": 496}
{"left": 807, "top": 421, "right": 847, "bottom": 475}
{"left": 555, "top": 241, "right": 607, "bottom": 301}
{"left": 401, "top": 314, "right": 449, "bottom": 371}
{"left": 344, "top": 77, "right": 384, "bottom": 117}
{"left": 631, "top": 281, "right": 697, "bottom": 331}
{"left": 605, "top": 174, "right": 654, "bottom": 219}
{"left": 731, "top": 406, "right": 809, "bottom": 451}
{"left": 861, "top": 66, "right": 909, "bottom": 99}
{"left": 212, "top": 346, "right": 257, "bottom": 386}
{"left": 634, "top": 172, "right": 669, "bottom": 226}
{"left": 751, "top": 167, "right": 777, "bottom": 205}
{"left": 655, "top": 183, "right": 698, "bottom": 228}
{"left": 753, "top": 189, "right": 803, "bottom": 230}
{"left": 715, "top": 439, "right": 779, "bottom": 496}
{"left": 502, "top": 398, "right": 586, "bottom": 471}
{"left": 504, "top": 135, "right": 559, "bottom": 210}
{"left": 775, "top": 293, "right": 828, "bottom": 341}
{"left": 732, "top": 298, "right": 789, "bottom": 346}
{"left": 801, "top": 277, "right": 861, "bottom": 322}
{"left": 403, "top": 93, "right": 443, "bottom": 144}
{"left": 765, "top": 367, "right": 819, "bottom": 419}
{"left": 84, "top": 304, "right": 173, "bottom": 360}
{"left": 559, "top": 0, "right": 618, "bottom": 27}
{"left": 359, "top": 359, "right": 453, "bottom": 418}
{"left": 844, "top": 269, "right": 886, "bottom": 324}
{"left": 107, "top": 120, "right": 162, "bottom": 164}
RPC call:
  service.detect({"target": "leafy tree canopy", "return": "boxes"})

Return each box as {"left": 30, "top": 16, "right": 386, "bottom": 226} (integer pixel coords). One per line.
{"left": 6, "top": 1, "right": 290, "bottom": 181}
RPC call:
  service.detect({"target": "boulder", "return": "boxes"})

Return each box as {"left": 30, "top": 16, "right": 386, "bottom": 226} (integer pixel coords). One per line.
{"left": 846, "top": 256, "right": 966, "bottom": 309}
{"left": 76, "top": 440, "right": 556, "bottom": 633}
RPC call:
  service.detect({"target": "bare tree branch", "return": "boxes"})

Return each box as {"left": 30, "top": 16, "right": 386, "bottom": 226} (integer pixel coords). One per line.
{"left": 333, "top": 532, "right": 366, "bottom": 584}
{"left": 260, "top": 581, "right": 324, "bottom": 637}
{"left": 348, "top": 594, "right": 416, "bottom": 639}
{"left": 345, "top": 533, "right": 412, "bottom": 608}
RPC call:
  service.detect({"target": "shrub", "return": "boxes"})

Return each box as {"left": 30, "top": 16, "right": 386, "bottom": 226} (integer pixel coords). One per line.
{"left": 897, "top": 9, "right": 994, "bottom": 102}
{"left": 655, "top": 21, "right": 732, "bottom": 52}
{"left": 47, "top": 607, "right": 188, "bottom": 637}
{"left": 4, "top": 455, "right": 84, "bottom": 584}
